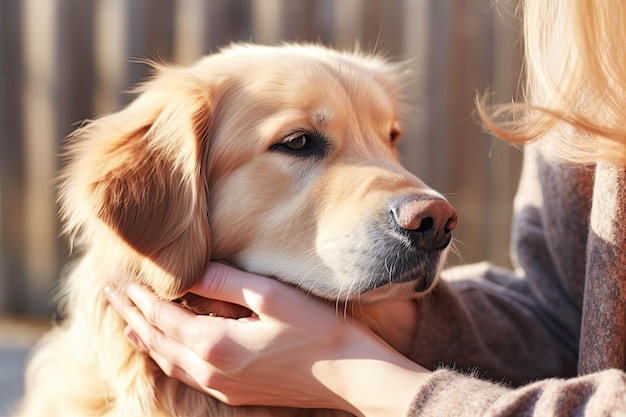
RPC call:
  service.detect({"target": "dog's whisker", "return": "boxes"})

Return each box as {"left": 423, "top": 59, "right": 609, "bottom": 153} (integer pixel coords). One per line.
{"left": 445, "top": 239, "right": 467, "bottom": 266}
{"left": 384, "top": 257, "right": 392, "bottom": 284}
{"left": 334, "top": 292, "right": 342, "bottom": 319}
{"left": 338, "top": 279, "right": 350, "bottom": 319}
{"left": 293, "top": 259, "right": 327, "bottom": 294}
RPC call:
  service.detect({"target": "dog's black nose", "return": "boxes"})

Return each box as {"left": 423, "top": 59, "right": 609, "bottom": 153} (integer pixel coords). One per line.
{"left": 391, "top": 197, "right": 457, "bottom": 252}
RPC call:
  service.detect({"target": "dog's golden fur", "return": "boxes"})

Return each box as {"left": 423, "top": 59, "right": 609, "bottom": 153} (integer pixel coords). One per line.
{"left": 17, "top": 44, "right": 455, "bottom": 417}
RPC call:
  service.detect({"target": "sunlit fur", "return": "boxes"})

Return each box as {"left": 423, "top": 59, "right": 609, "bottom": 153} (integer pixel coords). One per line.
{"left": 16, "top": 44, "right": 451, "bottom": 417}
{"left": 477, "top": 0, "right": 626, "bottom": 166}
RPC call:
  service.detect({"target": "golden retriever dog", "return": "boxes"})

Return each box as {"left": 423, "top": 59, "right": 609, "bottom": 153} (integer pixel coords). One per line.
{"left": 16, "top": 43, "right": 457, "bottom": 417}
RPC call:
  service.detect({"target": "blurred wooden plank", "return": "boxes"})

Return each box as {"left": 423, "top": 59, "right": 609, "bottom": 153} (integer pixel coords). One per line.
{"left": 251, "top": 0, "right": 284, "bottom": 44}
{"left": 93, "top": 0, "right": 127, "bottom": 114}
{"left": 333, "top": 0, "right": 363, "bottom": 49}
{"left": 144, "top": 0, "right": 175, "bottom": 63}
{"left": 485, "top": 0, "right": 522, "bottom": 268}
{"left": 398, "top": 0, "right": 431, "bottom": 179}
{"left": 20, "top": 0, "right": 60, "bottom": 314}
{"left": 174, "top": 0, "right": 211, "bottom": 64}
{"left": 60, "top": 0, "right": 95, "bottom": 125}
{"left": 418, "top": 0, "right": 451, "bottom": 187}
{"left": 443, "top": 0, "right": 493, "bottom": 265}
{"left": 0, "top": 0, "right": 28, "bottom": 313}
{"left": 207, "top": 0, "right": 253, "bottom": 51}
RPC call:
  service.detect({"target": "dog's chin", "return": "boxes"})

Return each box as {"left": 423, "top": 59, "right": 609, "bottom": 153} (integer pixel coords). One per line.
{"left": 290, "top": 257, "right": 442, "bottom": 304}
{"left": 352, "top": 266, "right": 440, "bottom": 303}
{"left": 351, "top": 281, "right": 421, "bottom": 303}
{"left": 412, "top": 267, "right": 440, "bottom": 292}
{"left": 347, "top": 244, "right": 446, "bottom": 301}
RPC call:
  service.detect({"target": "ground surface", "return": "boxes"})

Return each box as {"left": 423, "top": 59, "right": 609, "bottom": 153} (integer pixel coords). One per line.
{"left": 0, "top": 316, "right": 49, "bottom": 417}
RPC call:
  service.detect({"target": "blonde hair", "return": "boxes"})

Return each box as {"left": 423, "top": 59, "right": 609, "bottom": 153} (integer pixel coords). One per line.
{"left": 477, "top": 0, "right": 626, "bottom": 166}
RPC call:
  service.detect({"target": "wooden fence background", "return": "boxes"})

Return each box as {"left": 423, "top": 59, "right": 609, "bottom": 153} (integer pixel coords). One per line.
{"left": 0, "top": 0, "right": 523, "bottom": 317}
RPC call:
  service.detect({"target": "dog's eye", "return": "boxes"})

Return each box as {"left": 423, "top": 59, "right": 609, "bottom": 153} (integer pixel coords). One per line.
{"left": 283, "top": 134, "right": 311, "bottom": 151}
{"left": 270, "top": 131, "right": 328, "bottom": 159}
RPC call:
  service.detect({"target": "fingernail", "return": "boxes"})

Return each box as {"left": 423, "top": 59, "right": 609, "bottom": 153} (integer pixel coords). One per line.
{"left": 124, "top": 328, "right": 146, "bottom": 352}
{"left": 124, "top": 328, "right": 138, "bottom": 348}
{"left": 104, "top": 285, "right": 117, "bottom": 301}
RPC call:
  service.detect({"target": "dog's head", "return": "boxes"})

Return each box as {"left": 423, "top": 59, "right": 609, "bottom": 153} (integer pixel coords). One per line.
{"left": 60, "top": 43, "right": 456, "bottom": 303}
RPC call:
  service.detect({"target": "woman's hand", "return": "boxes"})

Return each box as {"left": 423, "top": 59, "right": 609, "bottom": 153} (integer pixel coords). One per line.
{"left": 105, "top": 262, "right": 430, "bottom": 417}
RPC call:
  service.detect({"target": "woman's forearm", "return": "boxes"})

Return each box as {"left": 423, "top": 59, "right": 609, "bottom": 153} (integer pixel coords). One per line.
{"left": 312, "top": 332, "right": 430, "bottom": 417}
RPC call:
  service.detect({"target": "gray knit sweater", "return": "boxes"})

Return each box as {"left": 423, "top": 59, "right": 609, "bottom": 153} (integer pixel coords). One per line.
{"left": 406, "top": 147, "right": 626, "bottom": 416}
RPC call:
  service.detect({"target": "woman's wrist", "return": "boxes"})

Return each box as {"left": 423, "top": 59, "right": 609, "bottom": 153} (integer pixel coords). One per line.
{"left": 313, "top": 325, "right": 430, "bottom": 417}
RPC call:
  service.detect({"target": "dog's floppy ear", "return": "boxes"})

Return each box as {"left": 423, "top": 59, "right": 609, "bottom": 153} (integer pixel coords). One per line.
{"left": 60, "top": 65, "right": 213, "bottom": 299}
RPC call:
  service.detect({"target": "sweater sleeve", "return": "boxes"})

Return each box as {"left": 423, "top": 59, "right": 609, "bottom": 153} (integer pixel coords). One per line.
{"left": 408, "top": 265, "right": 578, "bottom": 385}
{"left": 579, "top": 163, "right": 626, "bottom": 373}
{"left": 408, "top": 368, "right": 626, "bottom": 417}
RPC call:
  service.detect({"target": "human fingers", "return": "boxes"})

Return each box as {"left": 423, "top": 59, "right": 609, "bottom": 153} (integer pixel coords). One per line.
{"left": 188, "top": 262, "right": 299, "bottom": 315}
{"left": 110, "top": 283, "right": 258, "bottom": 379}
{"left": 106, "top": 284, "right": 237, "bottom": 393}
{"left": 105, "top": 284, "right": 212, "bottom": 367}
{"left": 113, "top": 284, "right": 308, "bottom": 407}
{"left": 107, "top": 283, "right": 200, "bottom": 344}
{"left": 118, "top": 283, "right": 246, "bottom": 358}
{"left": 133, "top": 333, "right": 230, "bottom": 403}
